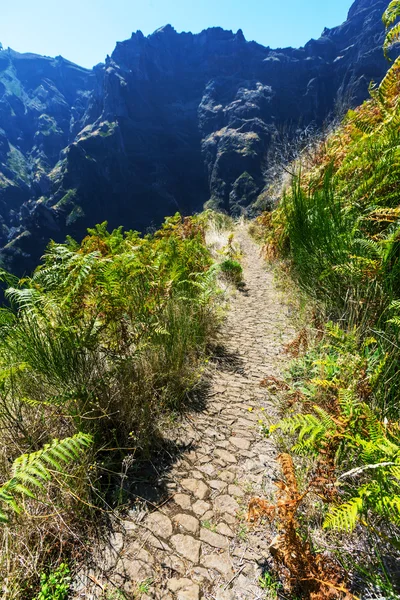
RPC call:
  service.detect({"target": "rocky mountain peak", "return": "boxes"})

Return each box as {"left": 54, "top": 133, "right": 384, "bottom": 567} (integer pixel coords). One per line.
{"left": 152, "top": 24, "right": 177, "bottom": 36}
{"left": 0, "top": 0, "right": 393, "bottom": 275}
{"left": 348, "top": 0, "right": 386, "bottom": 18}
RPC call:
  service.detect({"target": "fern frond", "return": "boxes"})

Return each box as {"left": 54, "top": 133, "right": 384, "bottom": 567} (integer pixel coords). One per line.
{"left": 312, "top": 405, "right": 337, "bottom": 430}
{"left": 310, "top": 378, "right": 336, "bottom": 389}
{"left": 278, "top": 453, "right": 298, "bottom": 493}
{"left": 277, "top": 408, "right": 336, "bottom": 455}
{"left": 0, "top": 433, "right": 92, "bottom": 523}
{"left": 383, "top": 0, "right": 400, "bottom": 29}
{"left": 387, "top": 316, "right": 400, "bottom": 328}
{"left": 5, "top": 287, "right": 42, "bottom": 312}
{"left": 324, "top": 496, "right": 363, "bottom": 531}
{"left": 384, "top": 24, "right": 400, "bottom": 59}
{"left": 376, "top": 494, "right": 400, "bottom": 524}
{"left": 352, "top": 237, "right": 386, "bottom": 258}
{"left": 278, "top": 412, "right": 320, "bottom": 435}
{"left": 338, "top": 388, "right": 360, "bottom": 416}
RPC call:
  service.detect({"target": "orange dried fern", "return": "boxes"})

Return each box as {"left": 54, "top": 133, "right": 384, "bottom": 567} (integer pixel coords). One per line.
{"left": 260, "top": 376, "right": 290, "bottom": 392}
{"left": 248, "top": 453, "right": 353, "bottom": 600}
{"left": 284, "top": 328, "right": 309, "bottom": 357}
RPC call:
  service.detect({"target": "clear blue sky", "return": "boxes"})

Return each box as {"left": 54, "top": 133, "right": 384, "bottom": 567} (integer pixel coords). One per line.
{"left": 1, "top": 0, "right": 353, "bottom": 69}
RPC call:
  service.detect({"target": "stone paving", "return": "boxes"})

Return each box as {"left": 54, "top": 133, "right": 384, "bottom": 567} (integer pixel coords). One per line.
{"left": 74, "top": 225, "right": 295, "bottom": 600}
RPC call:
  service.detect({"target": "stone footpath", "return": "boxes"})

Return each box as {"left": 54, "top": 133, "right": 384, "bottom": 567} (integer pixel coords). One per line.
{"left": 75, "top": 225, "right": 294, "bottom": 600}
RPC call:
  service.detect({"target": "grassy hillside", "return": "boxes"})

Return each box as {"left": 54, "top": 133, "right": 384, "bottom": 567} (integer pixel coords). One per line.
{"left": 253, "top": 3, "right": 400, "bottom": 597}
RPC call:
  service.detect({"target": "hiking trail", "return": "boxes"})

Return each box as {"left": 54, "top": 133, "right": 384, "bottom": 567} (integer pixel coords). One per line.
{"left": 75, "top": 224, "right": 295, "bottom": 600}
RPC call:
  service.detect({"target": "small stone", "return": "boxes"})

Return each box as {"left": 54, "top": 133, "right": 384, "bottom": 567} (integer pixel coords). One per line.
{"left": 192, "top": 470, "right": 204, "bottom": 480}
{"left": 174, "top": 494, "right": 192, "bottom": 510}
{"left": 109, "top": 532, "right": 124, "bottom": 553}
{"left": 236, "top": 418, "right": 256, "bottom": 428}
{"left": 168, "top": 578, "right": 193, "bottom": 592}
{"left": 192, "top": 500, "right": 211, "bottom": 516}
{"left": 171, "top": 534, "right": 201, "bottom": 563}
{"left": 203, "top": 427, "right": 225, "bottom": 441}
{"left": 174, "top": 513, "right": 200, "bottom": 535}
{"left": 222, "top": 513, "right": 237, "bottom": 525}
{"left": 229, "top": 437, "right": 251, "bottom": 450}
{"left": 231, "top": 430, "right": 253, "bottom": 439}
{"left": 202, "top": 552, "right": 234, "bottom": 577}
{"left": 234, "top": 573, "right": 260, "bottom": 594}
{"left": 162, "top": 554, "right": 186, "bottom": 575}
{"left": 202, "top": 510, "right": 214, "bottom": 521}
{"left": 176, "top": 459, "right": 192, "bottom": 470}
{"left": 198, "top": 464, "right": 216, "bottom": 476}
{"left": 127, "top": 542, "right": 155, "bottom": 564}
{"left": 240, "top": 450, "right": 256, "bottom": 458}
{"left": 145, "top": 532, "right": 171, "bottom": 551}
{"left": 242, "top": 458, "right": 258, "bottom": 472}
{"left": 200, "top": 528, "right": 229, "bottom": 549}
{"left": 122, "top": 558, "right": 154, "bottom": 581}
{"left": 215, "top": 449, "right": 237, "bottom": 463}
{"left": 209, "top": 480, "right": 227, "bottom": 492}
{"left": 219, "top": 470, "right": 236, "bottom": 483}
{"left": 186, "top": 451, "right": 198, "bottom": 463}
{"left": 215, "top": 440, "right": 230, "bottom": 448}
{"left": 190, "top": 566, "right": 211, "bottom": 583}
{"left": 232, "top": 546, "right": 262, "bottom": 560}
{"left": 228, "top": 484, "right": 245, "bottom": 497}
{"left": 177, "top": 584, "right": 200, "bottom": 600}
{"left": 242, "top": 411, "right": 258, "bottom": 422}
{"left": 216, "top": 522, "right": 235, "bottom": 537}
{"left": 215, "top": 590, "right": 235, "bottom": 600}
{"left": 201, "top": 444, "right": 213, "bottom": 455}
{"left": 211, "top": 401, "right": 225, "bottom": 411}
{"left": 214, "top": 495, "right": 240, "bottom": 516}
{"left": 181, "top": 478, "right": 209, "bottom": 500}
{"left": 145, "top": 512, "right": 173, "bottom": 539}
{"left": 213, "top": 385, "right": 226, "bottom": 394}
{"left": 121, "top": 519, "right": 137, "bottom": 533}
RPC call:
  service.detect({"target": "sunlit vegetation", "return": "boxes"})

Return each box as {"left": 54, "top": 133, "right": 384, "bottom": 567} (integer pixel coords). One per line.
{"left": 0, "top": 212, "right": 224, "bottom": 598}
{"left": 253, "top": 2, "right": 400, "bottom": 597}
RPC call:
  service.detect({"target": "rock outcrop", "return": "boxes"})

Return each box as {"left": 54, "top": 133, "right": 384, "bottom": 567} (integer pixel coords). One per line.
{"left": 0, "top": 0, "right": 391, "bottom": 273}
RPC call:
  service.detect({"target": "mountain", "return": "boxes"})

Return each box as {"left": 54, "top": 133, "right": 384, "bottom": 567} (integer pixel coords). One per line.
{"left": 0, "top": 0, "right": 390, "bottom": 273}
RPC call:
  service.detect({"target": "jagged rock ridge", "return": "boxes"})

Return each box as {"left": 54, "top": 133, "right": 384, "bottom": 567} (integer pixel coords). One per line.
{"left": 0, "top": 0, "right": 390, "bottom": 273}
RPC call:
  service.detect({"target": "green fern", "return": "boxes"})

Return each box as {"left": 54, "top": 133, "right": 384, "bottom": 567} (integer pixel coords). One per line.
{"left": 0, "top": 433, "right": 92, "bottom": 523}
{"left": 383, "top": 1, "right": 400, "bottom": 58}
{"left": 324, "top": 496, "right": 364, "bottom": 531}
{"left": 325, "top": 474, "right": 400, "bottom": 532}
{"left": 277, "top": 408, "right": 336, "bottom": 455}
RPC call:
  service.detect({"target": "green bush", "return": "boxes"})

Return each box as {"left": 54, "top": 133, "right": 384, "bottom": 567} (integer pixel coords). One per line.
{"left": 220, "top": 258, "right": 243, "bottom": 286}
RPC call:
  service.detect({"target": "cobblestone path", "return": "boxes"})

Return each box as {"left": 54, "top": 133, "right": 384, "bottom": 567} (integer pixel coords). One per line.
{"left": 76, "top": 225, "right": 295, "bottom": 600}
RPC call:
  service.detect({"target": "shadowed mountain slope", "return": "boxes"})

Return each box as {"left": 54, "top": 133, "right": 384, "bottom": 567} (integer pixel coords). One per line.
{"left": 0, "top": 0, "right": 390, "bottom": 273}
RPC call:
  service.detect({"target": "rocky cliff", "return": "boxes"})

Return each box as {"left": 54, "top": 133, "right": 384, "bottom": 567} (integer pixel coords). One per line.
{"left": 0, "top": 0, "right": 391, "bottom": 273}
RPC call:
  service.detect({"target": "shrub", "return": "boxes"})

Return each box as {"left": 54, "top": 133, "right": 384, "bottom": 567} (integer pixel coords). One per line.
{"left": 220, "top": 258, "right": 243, "bottom": 286}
